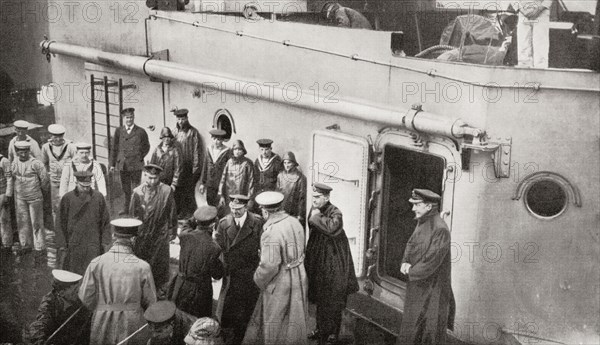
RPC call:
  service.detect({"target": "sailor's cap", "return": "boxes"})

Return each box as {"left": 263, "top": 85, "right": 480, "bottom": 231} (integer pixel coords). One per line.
{"left": 144, "top": 301, "right": 177, "bottom": 324}
{"left": 256, "top": 139, "right": 273, "bottom": 147}
{"left": 312, "top": 182, "right": 333, "bottom": 196}
{"left": 194, "top": 206, "right": 218, "bottom": 223}
{"left": 13, "top": 120, "right": 29, "bottom": 129}
{"left": 144, "top": 163, "right": 163, "bottom": 176}
{"left": 51, "top": 269, "right": 82, "bottom": 283}
{"left": 172, "top": 108, "right": 189, "bottom": 117}
{"left": 74, "top": 171, "right": 94, "bottom": 185}
{"left": 111, "top": 218, "right": 142, "bottom": 236}
{"left": 121, "top": 108, "right": 135, "bottom": 116}
{"left": 229, "top": 194, "right": 249, "bottom": 209}
{"left": 408, "top": 189, "right": 441, "bottom": 204}
{"left": 255, "top": 191, "right": 284, "bottom": 209}
{"left": 14, "top": 141, "right": 31, "bottom": 150}
{"left": 75, "top": 142, "right": 92, "bottom": 150}
{"left": 48, "top": 124, "right": 66, "bottom": 135}
{"left": 209, "top": 129, "right": 227, "bottom": 137}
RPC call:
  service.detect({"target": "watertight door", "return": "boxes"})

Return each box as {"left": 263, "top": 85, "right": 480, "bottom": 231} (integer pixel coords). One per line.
{"left": 310, "top": 130, "right": 370, "bottom": 277}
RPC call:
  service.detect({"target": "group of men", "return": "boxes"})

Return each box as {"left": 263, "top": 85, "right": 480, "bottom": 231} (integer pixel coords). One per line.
{"left": 4, "top": 106, "right": 455, "bottom": 345}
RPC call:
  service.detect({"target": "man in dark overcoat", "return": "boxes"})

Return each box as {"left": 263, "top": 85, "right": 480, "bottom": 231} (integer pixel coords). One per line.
{"left": 56, "top": 170, "right": 110, "bottom": 275}
{"left": 397, "top": 189, "right": 455, "bottom": 345}
{"left": 214, "top": 195, "right": 262, "bottom": 344}
{"left": 168, "top": 206, "right": 224, "bottom": 318}
{"left": 172, "top": 108, "right": 203, "bottom": 218}
{"left": 129, "top": 164, "right": 178, "bottom": 290}
{"left": 305, "top": 183, "right": 358, "bottom": 345}
{"left": 23, "top": 269, "right": 91, "bottom": 345}
{"left": 200, "top": 129, "right": 231, "bottom": 211}
{"left": 110, "top": 107, "right": 150, "bottom": 214}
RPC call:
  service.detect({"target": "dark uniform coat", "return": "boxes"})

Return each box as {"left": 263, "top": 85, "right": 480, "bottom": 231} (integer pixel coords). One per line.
{"left": 56, "top": 188, "right": 111, "bottom": 275}
{"left": 396, "top": 208, "right": 455, "bottom": 345}
{"left": 276, "top": 169, "right": 307, "bottom": 225}
{"left": 150, "top": 142, "right": 182, "bottom": 188}
{"left": 24, "top": 289, "right": 91, "bottom": 345}
{"left": 129, "top": 183, "right": 178, "bottom": 289}
{"left": 201, "top": 146, "right": 231, "bottom": 207}
{"left": 214, "top": 212, "right": 263, "bottom": 344}
{"left": 79, "top": 242, "right": 157, "bottom": 345}
{"left": 242, "top": 211, "right": 308, "bottom": 345}
{"left": 305, "top": 202, "right": 358, "bottom": 336}
{"left": 254, "top": 154, "right": 282, "bottom": 194}
{"left": 111, "top": 125, "right": 150, "bottom": 171}
{"left": 168, "top": 226, "right": 224, "bottom": 318}
{"left": 219, "top": 157, "right": 255, "bottom": 204}
{"left": 172, "top": 123, "right": 203, "bottom": 217}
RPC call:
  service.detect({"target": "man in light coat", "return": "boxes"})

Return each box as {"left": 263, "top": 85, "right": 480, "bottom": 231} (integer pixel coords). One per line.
{"left": 59, "top": 143, "right": 106, "bottom": 198}
{"left": 79, "top": 218, "right": 157, "bottom": 345}
{"left": 243, "top": 191, "right": 308, "bottom": 345}
{"left": 8, "top": 120, "right": 42, "bottom": 162}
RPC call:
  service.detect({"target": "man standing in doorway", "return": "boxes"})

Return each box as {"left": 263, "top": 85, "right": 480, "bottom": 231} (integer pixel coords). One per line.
{"left": 129, "top": 164, "right": 178, "bottom": 290}
{"left": 110, "top": 108, "right": 150, "bottom": 214}
{"left": 305, "top": 183, "right": 358, "bottom": 345}
{"left": 172, "top": 108, "right": 203, "bottom": 218}
{"left": 517, "top": 0, "right": 553, "bottom": 68}
{"left": 396, "top": 189, "right": 455, "bottom": 345}
{"left": 56, "top": 170, "right": 110, "bottom": 275}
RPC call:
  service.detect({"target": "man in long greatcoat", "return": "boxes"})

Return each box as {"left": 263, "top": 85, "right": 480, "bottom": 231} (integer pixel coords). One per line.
{"left": 200, "top": 129, "right": 231, "bottom": 210}
{"left": 397, "top": 189, "right": 455, "bottom": 345}
{"left": 214, "top": 195, "right": 262, "bottom": 344}
{"left": 172, "top": 108, "right": 203, "bottom": 218}
{"left": 129, "top": 164, "right": 178, "bottom": 290}
{"left": 276, "top": 151, "right": 306, "bottom": 227}
{"left": 168, "top": 206, "right": 224, "bottom": 318}
{"left": 79, "top": 218, "right": 157, "bottom": 345}
{"left": 24, "top": 270, "right": 91, "bottom": 345}
{"left": 56, "top": 171, "right": 110, "bottom": 275}
{"left": 305, "top": 183, "right": 358, "bottom": 345}
{"left": 243, "top": 191, "right": 308, "bottom": 345}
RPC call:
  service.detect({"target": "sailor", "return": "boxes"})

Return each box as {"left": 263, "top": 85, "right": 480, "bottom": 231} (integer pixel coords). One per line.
{"left": 172, "top": 108, "right": 203, "bottom": 218}
{"left": 200, "top": 129, "right": 231, "bottom": 210}
{"left": 144, "top": 300, "right": 198, "bottom": 345}
{"left": 6, "top": 140, "right": 49, "bottom": 265}
{"left": 184, "top": 317, "right": 224, "bottom": 345}
{"left": 168, "top": 206, "right": 224, "bottom": 318}
{"left": 243, "top": 191, "right": 308, "bottom": 345}
{"left": 0, "top": 151, "right": 11, "bottom": 252}
{"left": 59, "top": 142, "right": 106, "bottom": 198}
{"left": 129, "top": 163, "right": 178, "bottom": 290}
{"left": 396, "top": 189, "right": 455, "bottom": 344}
{"left": 110, "top": 107, "right": 151, "bottom": 214}
{"left": 79, "top": 218, "right": 157, "bottom": 345}
{"left": 8, "top": 120, "right": 42, "bottom": 162}
{"left": 305, "top": 183, "right": 358, "bottom": 345}
{"left": 253, "top": 139, "right": 283, "bottom": 196}
{"left": 276, "top": 151, "right": 307, "bottom": 227}
{"left": 214, "top": 194, "right": 263, "bottom": 344}
{"left": 516, "top": 0, "right": 553, "bottom": 68}
{"left": 56, "top": 170, "right": 110, "bottom": 275}
{"left": 41, "top": 124, "right": 77, "bottom": 219}
{"left": 218, "top": 140, "right": 255, "bottom": 215}
{"left": 150, "top": 127, "right": 182, "bottom": 190}
{"left": 322, "top": 2, "right": 373, "bottom": 29}
{"left": 23, "top": 269, "right": 91, "bottom": 345}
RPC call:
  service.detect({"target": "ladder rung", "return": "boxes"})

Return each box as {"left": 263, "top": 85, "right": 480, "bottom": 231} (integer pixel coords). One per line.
{"left": 121, "top": 84, "right": 137, "bottom": 90}
{"left": 95, "top": 155, "right": 108, "bottom": 159}
{"left": 93, "top": 133, "right": 107, "bottom": 137}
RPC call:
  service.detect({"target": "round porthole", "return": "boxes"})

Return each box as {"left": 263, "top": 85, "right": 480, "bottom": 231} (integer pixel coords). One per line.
{"left": 213, "top": 109, "right": 235, "bottom": 141}
{"left": 525, "top": 179, "right": 568, "bottom": 219}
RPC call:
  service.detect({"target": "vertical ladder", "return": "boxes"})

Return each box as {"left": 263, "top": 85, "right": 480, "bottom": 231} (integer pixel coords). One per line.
{"left": 89, "top": 75, "right": 136, "bottom": 201}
